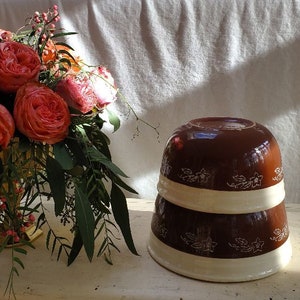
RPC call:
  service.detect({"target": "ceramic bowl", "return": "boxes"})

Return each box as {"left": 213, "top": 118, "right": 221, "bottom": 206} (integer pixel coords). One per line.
{"left": 148, "top": 117, "right": 292, "bottom": 282}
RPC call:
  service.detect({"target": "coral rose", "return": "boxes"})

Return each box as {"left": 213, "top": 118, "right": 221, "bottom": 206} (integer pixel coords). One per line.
{"left": 0, "top": 41, "right": 40, "bottom": 93}
{"left": 0, "top": 104, "right": 15, "bottom": 149}
{"left": 13, "top": 82, "right": 71, "bottom": 144}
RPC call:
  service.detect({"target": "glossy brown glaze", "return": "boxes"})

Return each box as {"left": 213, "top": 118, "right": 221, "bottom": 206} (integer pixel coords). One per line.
{"left": 151, "top": 196, "right": 289, "bottom": 258}
{"left": 151, "top": 117, "right": 290, "bottom": 260}
{"left": 160, "top": 117, "right": 283, "bottom": 191}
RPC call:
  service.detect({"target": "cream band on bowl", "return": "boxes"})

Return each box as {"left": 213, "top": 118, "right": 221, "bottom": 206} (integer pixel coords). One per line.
{"left": 157, "top": 175, "right": 286, "bottom": 214}
{"left": 148, "top": 231, "right": 292, "bottom": 282}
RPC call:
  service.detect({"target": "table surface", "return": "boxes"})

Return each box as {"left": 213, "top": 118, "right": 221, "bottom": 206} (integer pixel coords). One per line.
{"left": 0, "top": 199, "right": 299, "bottom": 300}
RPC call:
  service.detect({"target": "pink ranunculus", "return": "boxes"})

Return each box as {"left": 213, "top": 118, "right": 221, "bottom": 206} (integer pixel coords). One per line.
{"left": 13, "top": 82, "right": 71, "bottom": 144}
{"left": 0, "top": 41, "right": 40, "bottom": 93}
{"left": 0, "top": 104, "right": 15, "bottom": 149}
{"left": 91, "top": 66, "right": 118, "bottom": 109}
{"left": 55, "top": 75, "right": 97, "bottom": 114}
{"left": 55, "top": 66, "right": 118, "bottom": 114}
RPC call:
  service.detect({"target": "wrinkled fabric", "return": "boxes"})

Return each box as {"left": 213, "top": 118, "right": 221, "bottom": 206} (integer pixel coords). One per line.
{"left": 2, "top": 0, "right": 300, "bottom": 202}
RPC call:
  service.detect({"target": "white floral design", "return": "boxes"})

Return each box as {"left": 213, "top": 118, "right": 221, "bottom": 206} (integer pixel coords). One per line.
{"left": 270, "top": 224, "right": 288, "bottom": 242}
{"left": 178, "top": 168, "right": 210, "bottom": 184}
{"left": 228, "top": 237, "right": 265, "bottom": 253}
{"left": 181, "top": 233, "right": 217, "bottom": 253}
{"left": 272, "top": 167, "right": 284, "bottom": 182}
{"left": 227, "top": 172, "right": 263, "bottom": 190}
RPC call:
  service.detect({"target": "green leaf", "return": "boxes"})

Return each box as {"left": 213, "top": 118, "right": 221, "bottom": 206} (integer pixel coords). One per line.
{"left": 46, "top": 230, "right": 52, "bottom": 250}
{"left": 0, "top": 236, "right": 9, "bottom": 252}
{"left": 67, "top": 228, "right": 83, "bottom": 266}
{"left": 58, "top": 57, "right": 72, "bottom": 68}
{"left": 55, "top": 41, "right": 75, "bottom": 51}
{"left": 35, "top": 212, "right": 46, "bottom": 229}
{"left": 57, "top": 245, "right": 63, "bottom": 261}
{"left": 66, "top": 137, "right": 88, "bottom": 165}
{"left": 53, "top": 143, "right": 74, "bottom": 170}
{"left": 46, "top": 155, "right": 66, "bottom": 216}
{"left": 51, "top": 237, "right": 57, "bottom": 254}
{"left": 106, "top": 109, "right": 121, "bottom": 132}
{"left": 75, "top": 182, "right": 95, "bottom": 262}
{"left": 20, "top": 239, "right": 35, "bottom": 249}
{"left": 67, "top": 165, "right": 84, "bottom": 176}
{"left": 88, "top": 149, "right": 128, "bottom": 178}
{"left": 109, "top": 173, "right": 138, "bottom": 194}
{"left": 14, "top": 247, "right": 27, "bottom": 255}
{"left": 83, "top": 124, "right": 111, "bottom": 160}
{"left": 104, "top": 253, "right": 113, "bottom": 265}
{"left": 52, "top": 32, "right": 78, "bottom": 39}
{"left": 13, "top": 257, "right": 25, "bottom": 269}
{"left": 110, "top": 184, "right": 138, "bottom": 255}
{"left": 12, "top": 266, "right": 20, "bottom": 276}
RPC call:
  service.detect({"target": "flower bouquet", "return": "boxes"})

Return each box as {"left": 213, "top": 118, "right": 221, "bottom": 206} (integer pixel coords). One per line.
{"left": 0, "top": 5, "right": 144, "bottom": 298}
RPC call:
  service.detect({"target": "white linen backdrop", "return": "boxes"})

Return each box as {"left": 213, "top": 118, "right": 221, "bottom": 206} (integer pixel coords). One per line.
{"left": 2, "top": 0, "right": 300, "bottom": 203}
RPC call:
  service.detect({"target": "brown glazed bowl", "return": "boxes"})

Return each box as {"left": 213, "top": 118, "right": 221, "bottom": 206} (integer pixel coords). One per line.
{"left": 148, "top": 117, "right": 292, "bottom": 282}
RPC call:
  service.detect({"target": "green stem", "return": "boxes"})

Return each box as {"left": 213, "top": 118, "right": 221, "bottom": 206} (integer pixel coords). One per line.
{"left": 117, "top": 91, "right": 160, "bottom": 140}
{"left": 4, "top": 242, "right": 17, "bottom": 300}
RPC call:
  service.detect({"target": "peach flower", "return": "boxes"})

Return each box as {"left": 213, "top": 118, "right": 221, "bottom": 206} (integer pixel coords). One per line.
{"left": 13, "top": 82, "right": 70, "bottom": 144}
{"left": 42, "top": 41, "right": 82, "bottom": 73}
{"left": 0, "top": 104, "right": 15, "bottom": 149}
{"left": 0, "top": 41, "right": 40, "bottom": 93}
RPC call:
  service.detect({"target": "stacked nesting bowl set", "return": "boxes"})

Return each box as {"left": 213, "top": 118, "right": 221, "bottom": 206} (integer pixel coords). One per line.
{"left": 148, "top": 117, "right": 292, "bottom": 282}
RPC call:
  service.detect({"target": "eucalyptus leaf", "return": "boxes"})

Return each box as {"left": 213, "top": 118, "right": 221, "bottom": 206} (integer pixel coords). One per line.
{"left": 55, "top": 41, "right": 75, "bottom": 51}
{"left": 13, "top": 248, "right": 27, "bottom": 255}
{"left": 66, "top": 137, "right": 88, "bottom": 165}
{"left": 46, "top": 155, "right": 66, "bottom": 216}
{"left": 68, "top": 228, "right": 83, "bottom": 266}
{"left": 53, "top": 143, "right": 74, "bottom": 170}
{"left": 109, "top": 173, "right": 138, "bottom": 194}
{"left": 110, "top": 184, "right": 138, "bottom": 255}
{"left": 84, "top": 125, "right": 111, "bottom": 159}
{"left": 52, "top": 31, "right": 78, "bottom": 38}
{"left": 88, "top": 148, "right": 128, "bottom": 178}
{"left": 75, "top": 182, "right": 95, "bottom": 262}
{"left": 13, "top": 257, "right": 24, "bottom": 269}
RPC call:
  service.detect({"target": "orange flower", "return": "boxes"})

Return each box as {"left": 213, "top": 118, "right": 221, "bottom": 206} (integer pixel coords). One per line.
{"left": 42, "top": 40, "right": 82, "bottom": 73}
{"left": 41, "top": 39, "right": 57, "bottom": 64}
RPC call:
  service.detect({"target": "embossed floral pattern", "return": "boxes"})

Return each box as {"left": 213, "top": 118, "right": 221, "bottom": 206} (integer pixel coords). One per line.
{"left": 181, "top": 233, "right": 218, "bottom": 253}
{"left": 152, "top": 215, "right": 168, "bottom": 239}
{"left": 178, "top": 168, "right": 211, "bottom": 184}
{"left": 272, "top": 167, "right": 284, "bottom": 182}
{"left": 228, "top": 237, "right": 265, "bottom": 253}
{"left": 270, "top": 224, "right": 288, "bottom": 242}
{"left": 227, "top": 172, "right": 263, "bottom": 190}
